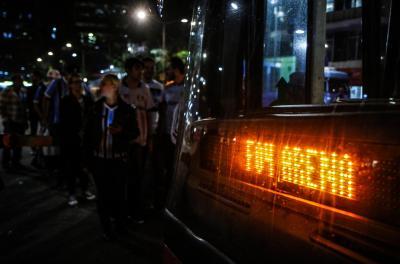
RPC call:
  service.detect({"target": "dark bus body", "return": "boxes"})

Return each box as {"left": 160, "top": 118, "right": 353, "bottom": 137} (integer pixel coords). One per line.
{"left": 158, "top": 0, "right": 400, "bottom": 263}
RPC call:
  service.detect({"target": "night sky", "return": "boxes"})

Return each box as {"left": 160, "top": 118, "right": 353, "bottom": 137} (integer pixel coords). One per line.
{"left": 0, "top": 0, "right": 194, "bottom": 76}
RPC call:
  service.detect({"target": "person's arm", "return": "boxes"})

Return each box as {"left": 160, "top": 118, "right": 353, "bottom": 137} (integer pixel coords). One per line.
{"left": 170, "top": 102, "right": 183, "bottom": 145}
{"left": 123, "top": 106, "right": 140, "bottom": 144}
{"left": 42, "top": 80, "right": 57, "bottom": 126}
{"left": 157, "top": 91, "right": 167, "bottom": 135}
{"left": 133, "top": 109, "right": 146, "bottom": 146}
{"left": 33, "top": 86, "right": 45, "bottom": 122}
{"left": 145, "top": 87, "right": 156, "bottom": 140}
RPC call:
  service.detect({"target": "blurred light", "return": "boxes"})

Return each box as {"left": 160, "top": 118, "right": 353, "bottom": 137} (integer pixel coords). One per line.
{"left": 3, "top": 32, "right": 13, "bottom": 39}
{"left": 191, "top": 21, "right": 196, "bottom": 26}
{"left": 51, "top": 33, "right": 56, "bottom": 39}
{"left": 325, "top": 43, "right": 329, "bottom": 48}
{"left": 135, "top": 9, "right": 147, "bottom": 21}
{"left": 181, "top": 18, "right": 189, "bottom": 23}
{"left": 109, "top": 65, "right": 114, "bottom": 70}
{"left": 48, "top": 51, "right": 54, "bottom": 56}
{"left": 83, "top": 77, "right": 88, "bottom": 82}
{"left": 52, "top": 27, "right": 57, "bottom": 32}
{"left": 218, "top": 67, "right": 223, "bottom": 72}
{"left": 66, "top": 43, "right": 72, "bottom": 48}
{"left": 72, "top": 53, "right": 77, "bottom": 58}
{"left": 231, "top": 2, "right": 239, "bottom": 10}
{"left": 203, "top": 53, "right": 207, "bottom": 59}
{"left": 295, "top": 29, "right": 305, "bottom": 34}
{"left": 88, "top": 32, "right": 94, "bottom": 38}
{"left": 100, "top": 70, "right": 105, "bottom": 74}
{"left": 36, "top": 57, "right": 42, "bottom": 62}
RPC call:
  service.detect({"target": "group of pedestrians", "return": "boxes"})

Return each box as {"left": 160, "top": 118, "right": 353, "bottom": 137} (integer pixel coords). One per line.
{"left": 0, "top": 56, "right": 186, "bottom": 239}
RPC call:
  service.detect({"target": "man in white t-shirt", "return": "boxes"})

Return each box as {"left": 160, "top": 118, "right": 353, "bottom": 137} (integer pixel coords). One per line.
{"left": 142, "top": 57, "right": 164, "bottom": 210}
{"left": 120, "top": 57, "right": 154, "bottom": 223}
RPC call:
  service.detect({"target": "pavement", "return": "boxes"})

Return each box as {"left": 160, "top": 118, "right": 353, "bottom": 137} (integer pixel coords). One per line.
{"left": 0, "top": 149, "right": 164, "bottom": 264}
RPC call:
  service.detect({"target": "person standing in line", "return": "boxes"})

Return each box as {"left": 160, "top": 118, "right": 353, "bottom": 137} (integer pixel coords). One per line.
{"left": 120, "top": 57, "right": 155, "bottom": 223}
{"left": 42, "top": 70, "right": 69, "bottom": 184}
{"left": 27, "top": 71, "right": 47, "bottom": 168}
{"left": 142, "top": 57, "right": 164, "bottom": 208}
{"left": 83, "top": 74, "right": 139, "bottom": 240}
{"left": 31, "top": 70, "right": 59, "bottom": 170}
{"left": 27, "top": 71, "right": 46, "bottom": 137}
{"left": 60, "top": 73, "right": 96, "bottom": 206}
{"left": 143, "top": 57, "right": 164, "bottom": 139}
{"left": 156, "top": 57, "right": 185, "bottom": 209}
{"left": 0, "top": 74, "right": 28, "bottom": 171}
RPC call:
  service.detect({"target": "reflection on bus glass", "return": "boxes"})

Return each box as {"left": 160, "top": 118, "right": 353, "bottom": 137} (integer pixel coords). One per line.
{"left": 263, "top": 0, "right": 308, "bottom": 107}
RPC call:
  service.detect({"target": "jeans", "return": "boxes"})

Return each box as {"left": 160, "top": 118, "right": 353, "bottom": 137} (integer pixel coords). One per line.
{"left": 61, "top": 142, "right": 89, "bottom": 196}
{"left": 154, "top": 134, "right": 176, "bottom": 209}
{"left": 127, "top": 144, "right": 147, "bottom": 219}
{"left": 92, "top": 158, "right": 127, "bottom": 234}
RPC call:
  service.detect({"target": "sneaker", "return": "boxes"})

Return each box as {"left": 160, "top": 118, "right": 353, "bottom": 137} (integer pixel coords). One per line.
{"left": 68, "top": 195, "right": 79, "bottom": 206}
{"left": 84, "top": 191, "right": 96, "bottom": 200}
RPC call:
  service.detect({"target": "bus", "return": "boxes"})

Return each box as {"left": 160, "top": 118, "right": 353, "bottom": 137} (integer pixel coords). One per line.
{"left": 158, "top": 0, "right": 400, "bottom": 263}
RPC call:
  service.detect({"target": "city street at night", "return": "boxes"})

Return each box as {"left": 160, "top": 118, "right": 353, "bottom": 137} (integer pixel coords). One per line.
{"left": 1, "top": 0, "right": 400, "bottom": 263}
{"left": 0, "top": 150, "right": 163, "bottom": 264}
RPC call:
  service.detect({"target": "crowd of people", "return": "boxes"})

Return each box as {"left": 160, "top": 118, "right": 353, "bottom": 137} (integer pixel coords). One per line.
{"left": 0, "top": 56, "right": 186, "bottom": 240}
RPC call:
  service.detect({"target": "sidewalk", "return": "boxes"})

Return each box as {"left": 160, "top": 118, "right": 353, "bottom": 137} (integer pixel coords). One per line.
{"left": 0, "top": 149, "right": 163, "bottom": 264}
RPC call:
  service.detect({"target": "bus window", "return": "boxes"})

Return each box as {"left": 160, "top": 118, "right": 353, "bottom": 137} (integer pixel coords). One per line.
{"left": 184, "top": 0, "right": 397, "bottom": 123}
{"left": 262, "top": 0, "right": 308, "bottom": 107}
{"left": 185, "top": 0, "right": 255, "bottom": 121}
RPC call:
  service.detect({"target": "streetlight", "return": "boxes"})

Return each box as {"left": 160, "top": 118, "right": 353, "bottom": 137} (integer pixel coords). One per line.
{"left": 66, "top": 43, "right": 72, "bottom": 48}
{"left": 48, "top": 51, "right": 54, "bottom": 56}
{"left": 72, "top": 53, "right": 77, "bottom": 58}
{"left": 231, "top": 2, "right": 239, "bottom": 10}
{"left": 181, "top": 18, "right": 189, "bottom": 23}
{"left": 36, "top": 57, "right": 42, "bottom": 62}
{"left": 135, "top": 9, "right": 148, "bottom": 21}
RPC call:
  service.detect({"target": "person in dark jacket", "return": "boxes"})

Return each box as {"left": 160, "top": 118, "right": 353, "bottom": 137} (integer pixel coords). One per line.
{"left": 83, "top": 74, "right": 139, "bottom": 240}
{"left": 60, "top": 73, "right": 95, "bottom": 206}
